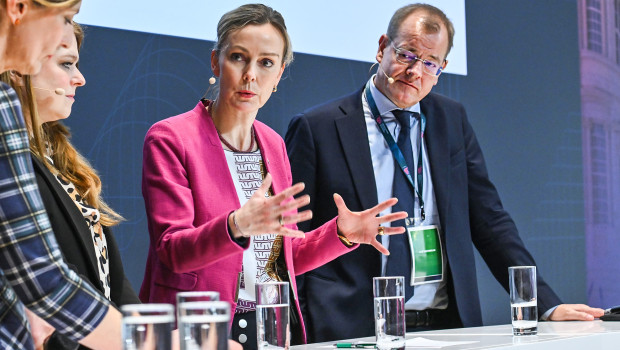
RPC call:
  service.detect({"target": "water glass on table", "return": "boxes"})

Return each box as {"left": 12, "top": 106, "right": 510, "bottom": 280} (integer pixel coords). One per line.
{"left": 121, "top": 303, "right": 174, "bottom": 350}
{"left": 177, "top": 291, "right": 221, "bottom": 350}
{"left": 177, "top": 299, "right": 230, "bottom": 350}
{"left": 373, "top": 276, "right": 406, "bottom": 350}
{"left": 256, "top": 281, "right": 290, "bottom": 350}
{"left": 509, "top": 266, "right": 538, "bottom": 336}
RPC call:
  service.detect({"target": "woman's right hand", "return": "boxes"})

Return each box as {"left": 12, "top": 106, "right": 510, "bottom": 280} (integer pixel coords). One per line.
{"left": 228, "top": 173, "right": 311, "bottom": 239}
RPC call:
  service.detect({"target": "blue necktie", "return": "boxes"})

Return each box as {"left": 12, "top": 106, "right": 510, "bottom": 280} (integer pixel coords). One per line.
{"left": 385, "top": 110, "right": 419, "bottom": 300}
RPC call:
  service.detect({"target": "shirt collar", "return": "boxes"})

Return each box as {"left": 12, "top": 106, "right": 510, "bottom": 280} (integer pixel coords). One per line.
{"left": 368, "top": 75, "right": 421, "bottom": 121}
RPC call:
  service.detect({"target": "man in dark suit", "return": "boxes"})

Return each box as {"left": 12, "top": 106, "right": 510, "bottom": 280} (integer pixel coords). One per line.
{"left": 285, "top": 3, "right": 603, "bottom": 343}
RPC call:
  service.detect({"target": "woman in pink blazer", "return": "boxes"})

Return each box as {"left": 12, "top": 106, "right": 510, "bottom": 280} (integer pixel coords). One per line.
{"left": 140, "top": 4, "right": 406, "bottom": 349}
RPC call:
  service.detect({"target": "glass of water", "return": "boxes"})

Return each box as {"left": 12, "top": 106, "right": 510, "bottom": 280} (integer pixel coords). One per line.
{"left": 509, "top": 266, "right": 538, "bottom": 336}
{"left": 177, "top": 300, "right": 230, "bottom": 350}
{"left": 373, "top": 277, "right": 405, "bottom": 350}
{"left": 121, "top": 303, "right": 174, "bottom": 350}
{"left": 176, "top": 291, "right": 220, "bottom": 343}
{"left": 255, "top": 281, "right": 290, "bottom": 350}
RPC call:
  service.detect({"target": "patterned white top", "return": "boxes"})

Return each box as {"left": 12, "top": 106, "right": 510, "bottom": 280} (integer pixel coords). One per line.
{"left": 223, "top": 149, "right": 277, "bottom": 313}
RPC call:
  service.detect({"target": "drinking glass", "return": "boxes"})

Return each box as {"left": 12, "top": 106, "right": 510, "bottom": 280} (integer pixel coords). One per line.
{"left": 255, "top": 281, "right": 290, "bottom": 350}
{"left": 509, "top": 266, "right": 538, "bottom": 336}
{"left": 176, "top": 291, "right": 220, "bottom": 329}
{"left": 373, "top": 277, "right": 405, "bottom": 350}
{"left": 177, "top": 300, "right": 230, "bottom": 350}
{"left": 121, "top": 303, "right": 174, "bottom": 350}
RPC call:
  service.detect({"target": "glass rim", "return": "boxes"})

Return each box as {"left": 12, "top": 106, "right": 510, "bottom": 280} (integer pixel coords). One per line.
{"left": 176, "top": 291, "right": 220, "bottom": 296}
{"left": 121, "top": 303, "right": 174, "bottom": 313}
{"left": 508, "top": 266, "right": 536, "bottom": 270}
{"left": 176, "top": 291, "right": 220, "bottom": 301}
{"left": 255, "top": 282, "right": 290, "bottom": 306}
{"left": 178, "top": 300, "right": 230, "bottom": 310}
{"left": 255, "top": 281, "right": 289, "bottom": 286}
{"left": 373, "top": 276, "right": 405, "bottom": 281}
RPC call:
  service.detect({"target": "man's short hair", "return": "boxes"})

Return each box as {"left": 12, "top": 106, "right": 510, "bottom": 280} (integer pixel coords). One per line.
{"left": 387, "top": 3, "right": 455, "bottom": 61}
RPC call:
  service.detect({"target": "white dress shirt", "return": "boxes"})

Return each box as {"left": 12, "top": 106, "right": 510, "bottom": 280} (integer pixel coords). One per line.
{"left": 363, "top": 76, "right": 448, "bottom": 310}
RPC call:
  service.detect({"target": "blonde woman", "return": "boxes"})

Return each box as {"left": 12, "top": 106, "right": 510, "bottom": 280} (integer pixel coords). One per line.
{"left": 0, "top": 1, "right": 121, "bottom": 348}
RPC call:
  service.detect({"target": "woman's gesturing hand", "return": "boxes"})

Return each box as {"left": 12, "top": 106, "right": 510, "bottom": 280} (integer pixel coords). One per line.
{"left": 229, "top": 173, "right": 312, "bottom": 239}
{"left": 334, "top": 193, "right": 408, "bottom": 255}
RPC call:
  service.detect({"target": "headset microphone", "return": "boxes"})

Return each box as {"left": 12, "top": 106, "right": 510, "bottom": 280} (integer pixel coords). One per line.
{"left": 33, "top": 87, "right": 65, "bottom": 95}
{"left": 378, "top": 65, "right": 395, "bottom": 84}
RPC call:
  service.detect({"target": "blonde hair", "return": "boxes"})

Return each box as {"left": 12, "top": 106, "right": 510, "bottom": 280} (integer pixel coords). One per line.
{"left": 31, "top": 0, "right": 82, "bottom": 8}
{"left": 0, "top": 0, "right": 81, "bottom": 9}
{"left": 0, "top": 22, "right": 123, "bottom": 226}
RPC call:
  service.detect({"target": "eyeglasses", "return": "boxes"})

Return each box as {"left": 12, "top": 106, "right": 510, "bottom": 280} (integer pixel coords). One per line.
{"left": 391, "top": 43, "right": 444, "bottom": 77}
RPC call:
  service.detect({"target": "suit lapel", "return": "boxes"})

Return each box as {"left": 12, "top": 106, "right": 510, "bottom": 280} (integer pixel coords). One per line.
{"left": 421, "top": 94, "right": 450, "bottom": 233}
{"left": 334, "top": 90, "right": 379, "bottom": 210}
{"left": 31, "top": 156, "right": 101, "bottom": 278}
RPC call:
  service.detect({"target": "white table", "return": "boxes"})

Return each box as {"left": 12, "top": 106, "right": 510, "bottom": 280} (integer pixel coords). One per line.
{"left": 293, "top": 321, "right": 620, "bottom": 349}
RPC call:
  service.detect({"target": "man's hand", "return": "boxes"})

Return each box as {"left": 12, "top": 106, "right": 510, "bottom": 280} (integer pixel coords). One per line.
{"left": 548, "top": 304, "right": 605, "bottom": 321}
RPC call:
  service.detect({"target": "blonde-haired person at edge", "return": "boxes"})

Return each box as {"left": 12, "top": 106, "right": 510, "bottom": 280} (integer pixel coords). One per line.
{"left": 0, "top": 0, "right": 122, "bottom": 349}
{"left": 1, "top": 21, "right": 137, "bottom": 349}
{"left": 139, "top": 4, "right": 408, "bottom": 350}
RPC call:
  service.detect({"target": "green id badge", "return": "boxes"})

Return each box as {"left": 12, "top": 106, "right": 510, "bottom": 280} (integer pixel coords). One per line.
{"left": 407, "top": 225, "right": 444, "bottom": 285}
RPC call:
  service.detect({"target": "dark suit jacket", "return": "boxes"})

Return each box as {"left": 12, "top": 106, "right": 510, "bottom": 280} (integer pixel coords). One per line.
{"left": 284, "top": 89, "right": 562, "bottom": 343}
{"left": 32, "top": 156, "right": 140, "bottom": 349}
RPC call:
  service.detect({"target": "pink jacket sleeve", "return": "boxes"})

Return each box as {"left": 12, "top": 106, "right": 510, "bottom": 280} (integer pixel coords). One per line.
{"left": 142, "top": 120, "right": 246, "bottom": 274}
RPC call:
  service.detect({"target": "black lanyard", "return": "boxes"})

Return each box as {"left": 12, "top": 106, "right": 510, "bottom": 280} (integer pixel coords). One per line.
{"left": 364, "top": 82, "right": 426, "bottom": 220}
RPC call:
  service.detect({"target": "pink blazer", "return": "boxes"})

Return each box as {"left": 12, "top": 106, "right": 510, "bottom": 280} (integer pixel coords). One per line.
{"left": 139, "top": 101, "right": 355, "bottom": 342}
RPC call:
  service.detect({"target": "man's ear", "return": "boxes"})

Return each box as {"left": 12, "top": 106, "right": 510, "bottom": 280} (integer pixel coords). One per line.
{"left": 441, "top": 59, "right": 449, "bottom": 71}
{"left": 376, "top": 34, "right": 389, "bottom": 64}
{"left": 433, "top": 60, "right": 449, "bottom": 86}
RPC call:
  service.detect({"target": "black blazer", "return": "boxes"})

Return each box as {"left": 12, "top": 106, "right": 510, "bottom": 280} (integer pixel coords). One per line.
{"left": 32, "top": 156, "right": 139, "bottom": 349}
{"left": 285, "top": 89, "right": 562, "bottom": 342}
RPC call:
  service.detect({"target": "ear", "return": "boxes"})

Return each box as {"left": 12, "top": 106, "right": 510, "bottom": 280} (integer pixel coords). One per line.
{"left": 433, "top": 60, "right": 448, "bottom": 86}
{"left": 376, "top": 34, "right": 389, "bottom": 64}
{"left": 6, "top": 0, "right": 28, "bottom": 25}
{"left": 210, "top": 50, "right": 220, "bottom": 77}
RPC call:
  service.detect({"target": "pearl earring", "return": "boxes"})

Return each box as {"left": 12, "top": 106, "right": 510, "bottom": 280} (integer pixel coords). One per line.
{"left": 209, "top": 77, "right": 216, "bottom": 85}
